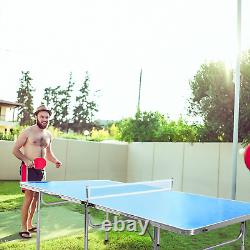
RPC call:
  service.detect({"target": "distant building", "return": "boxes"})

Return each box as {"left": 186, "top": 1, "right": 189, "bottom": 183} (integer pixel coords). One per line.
{"left": 0, "top": 100, "right": 23, "bottom": 133}
{"left": 95, "top": 119, "right": 116, "bottom": 128}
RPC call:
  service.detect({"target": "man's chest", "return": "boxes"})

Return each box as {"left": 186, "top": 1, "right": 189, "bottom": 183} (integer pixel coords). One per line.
{"left": 28, "top": 133, "right": 50, "bottom": 148}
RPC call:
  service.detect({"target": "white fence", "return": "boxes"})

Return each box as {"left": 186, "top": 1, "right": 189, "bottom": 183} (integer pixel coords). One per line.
{"left": 127, "top": 142, "right": 250, "bottom": 201}
{"left": 0, "top": 139, "right": 128, "bottom": 182}
{"left": 0, "top": 139, "right": 249, "bottom": 201}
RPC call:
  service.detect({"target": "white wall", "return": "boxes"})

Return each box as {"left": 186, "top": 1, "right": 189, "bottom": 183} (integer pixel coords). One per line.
{"left": 98, "top": 142, "right": 128, "bottom": 181}
{"left": 127, "top": 143, "right": 154, "bottom": 182}
{"left": 0, "top": 140, "right": 19, "bottom": 179}
{"left": 182, "top": 143, "right": 219, "bottom": 196}
{"left": 0, "top": 139, "right": 128, "bottom": 183}
{"left": 126, "top": 142, "right": 249, "bottom": 201}
{"left": 153, "top": 142, "right": 184, "bottom": 191}
{"left": 1, "top": 139, "right": 249, "bottom": 201}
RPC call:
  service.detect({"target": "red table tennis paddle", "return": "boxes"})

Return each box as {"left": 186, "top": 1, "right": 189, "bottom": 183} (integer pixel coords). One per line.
{"left": 34, "top": 158, "right": 46, "bottom": 169}
{"left": 244, "top": 144, "right": 250, "bottom": 171}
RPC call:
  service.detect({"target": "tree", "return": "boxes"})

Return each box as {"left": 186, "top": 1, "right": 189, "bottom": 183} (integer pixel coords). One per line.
{"left": 188, "top": 51, "right": 250, "bottom": 142}
{"left": 16, "top": 71, "right": 35, "bottom": 126}
{"left": 188, "top": 61, "right": 234, "bottom": 141}
{"left": 43, "top": 85, "right": 62, "bottom": 128}
{"left": 42, "top": 73, "right": 75, "bottom": 131}
{"left": 72, "top": 72, "right": 98, "bottom": 133}
{"left": 58, "top": 72, "right": 75, "bottom": 131}
{"left": 238, "top": 50, "right": 250, "bottom": 145}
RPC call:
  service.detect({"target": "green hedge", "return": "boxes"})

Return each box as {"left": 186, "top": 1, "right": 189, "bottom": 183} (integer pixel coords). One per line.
{"left": 116, "top": 111, "right": 202, "bottom": 142}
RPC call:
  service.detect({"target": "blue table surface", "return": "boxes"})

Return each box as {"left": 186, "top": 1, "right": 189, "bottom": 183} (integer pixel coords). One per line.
{"left": 21, "top": 180, "right": 250, "bottom": 233}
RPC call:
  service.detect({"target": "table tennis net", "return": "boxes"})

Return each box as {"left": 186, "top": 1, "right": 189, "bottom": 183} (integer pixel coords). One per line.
{"left": 87, "top": 179, "right": 173, "bottom": 200}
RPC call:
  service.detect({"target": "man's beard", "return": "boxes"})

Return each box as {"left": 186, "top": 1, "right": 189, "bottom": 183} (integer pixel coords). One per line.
{"left": 36, "top": 119, "right": 48, "bottom": 129}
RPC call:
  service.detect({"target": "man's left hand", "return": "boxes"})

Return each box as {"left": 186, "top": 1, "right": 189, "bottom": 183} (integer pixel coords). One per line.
{"left": 55, "top": 160, "right": 62, "bottom": 168}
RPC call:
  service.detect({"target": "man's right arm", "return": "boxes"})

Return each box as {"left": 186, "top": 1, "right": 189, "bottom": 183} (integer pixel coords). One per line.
{"left": 12, "top": 129, "right": 33, "bottom": 168}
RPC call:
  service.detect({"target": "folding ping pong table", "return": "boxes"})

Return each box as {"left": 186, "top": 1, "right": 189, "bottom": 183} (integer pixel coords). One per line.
{"left": 20, "top": 179, "right": 250, "bottom": 250}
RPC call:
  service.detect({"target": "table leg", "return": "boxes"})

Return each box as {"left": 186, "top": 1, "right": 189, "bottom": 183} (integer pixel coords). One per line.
{"left": 153, "top": 226, "right": 160, "bottom": 250}
{"left": 241, "top": 221, "right": 246, "bottom": 250}
{"left": 204, "top": 221, "right": 247, "bottom": 250}
{"left": 104, "top": 212, "right": 109, "bottom": 243}
{"left": 84, "top": 204, "right": 89, "bottom": 249}
{"left": 36, "top": 191, "right": 41, "bottom": 250}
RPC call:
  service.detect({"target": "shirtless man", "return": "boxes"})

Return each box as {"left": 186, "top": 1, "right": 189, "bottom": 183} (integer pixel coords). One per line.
{"left": 12, "top": 105, "right": 62, "bottom": 239}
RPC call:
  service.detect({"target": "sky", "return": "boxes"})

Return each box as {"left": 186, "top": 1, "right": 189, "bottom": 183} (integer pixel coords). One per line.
{"left": 0, "top": 0, "right": 250, "bottom": 121}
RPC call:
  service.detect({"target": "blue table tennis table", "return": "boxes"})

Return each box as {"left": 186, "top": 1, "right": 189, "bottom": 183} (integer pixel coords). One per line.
{"left": 20, "top": 179, "right": 250, "bottom": 250}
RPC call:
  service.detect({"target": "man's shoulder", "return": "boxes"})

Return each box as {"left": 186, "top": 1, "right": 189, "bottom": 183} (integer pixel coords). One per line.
{"left": 23, "top": 125, "right": 41, "bottom": 135}
{"left": 46, "top": 130, "right": 52, "bottom": 138}
{"left": 26, "top": 125, "right": 38, "bottom": 133}
{"left": 21, "top": 126, "right": 33, "bottom": 134}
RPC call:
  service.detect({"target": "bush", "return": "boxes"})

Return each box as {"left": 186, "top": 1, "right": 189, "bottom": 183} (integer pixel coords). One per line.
{"left": 0, "top": 126, "right": 23, "bottom": 141}
{"left": 116, "top": 111, "right": 201, "bottom": 142}
{"left": 109, "top": 123, "right": 122, "bottom": 140}
{"left": 158, "top": 119, "right": 200, "bottom": 142}
{"left": 90, "top": 127, "right": 111, "bottom": 141}
{"left": 0, "top": 132, "right": 15, "bottom": 141}
{"left": 116, "top": 111, "right": 165, "bottom": 142}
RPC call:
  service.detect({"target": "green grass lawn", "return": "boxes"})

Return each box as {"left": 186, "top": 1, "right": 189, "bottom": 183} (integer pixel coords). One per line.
{"left": 0, "top": 181, "right": 249, "bottom": 250}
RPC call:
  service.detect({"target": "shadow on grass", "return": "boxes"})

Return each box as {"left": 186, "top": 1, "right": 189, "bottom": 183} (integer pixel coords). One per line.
{"left": 0, "top": 233, "right": 20, "bottom": 243}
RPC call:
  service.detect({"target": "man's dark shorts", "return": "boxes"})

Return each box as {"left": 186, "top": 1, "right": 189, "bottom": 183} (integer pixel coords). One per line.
{"left": 20, "top": 162, "right": 45, "bottom": 192}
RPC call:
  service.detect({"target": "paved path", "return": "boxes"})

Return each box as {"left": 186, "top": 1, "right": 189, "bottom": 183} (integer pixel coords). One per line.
{"left": 0, "top": 206, "right": 84, "bottom": 243}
